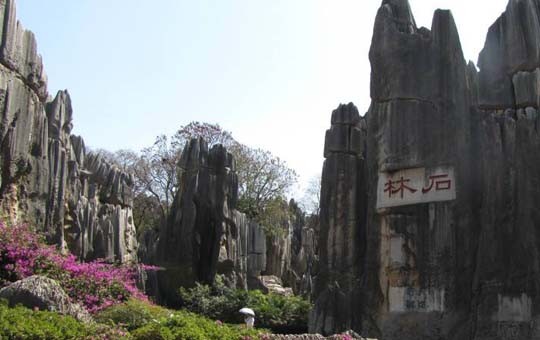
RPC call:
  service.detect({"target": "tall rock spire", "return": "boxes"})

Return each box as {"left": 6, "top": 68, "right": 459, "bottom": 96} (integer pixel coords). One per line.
{"left": 309, "top": 103, "right": 366, "bottom": 335}
{"left": 314, "top": 1, "right": 540, "bottom": 339}
{"left": 313, "top": 1, "right": 476, "bottom": 338}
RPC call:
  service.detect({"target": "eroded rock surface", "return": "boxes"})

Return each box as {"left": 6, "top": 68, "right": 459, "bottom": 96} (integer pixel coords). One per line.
{"left": 0, "top": 0, "right": 138, "bottom": 263}
{"left": 312, "top": 1, "right": 540, "bottom": 339}
{"left": 310, "top": 103, "right": 367, "bottom": 335}
{"left": 155, "top": 138, "right": 268, "bottom": 304}
{"left": 0, "top": 275, "right": 92, "bottom": 322}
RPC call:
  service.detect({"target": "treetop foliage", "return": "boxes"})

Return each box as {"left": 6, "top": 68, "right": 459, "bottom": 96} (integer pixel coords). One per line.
{"left": 97, "top": 121, "right": 299, "bottom": 235}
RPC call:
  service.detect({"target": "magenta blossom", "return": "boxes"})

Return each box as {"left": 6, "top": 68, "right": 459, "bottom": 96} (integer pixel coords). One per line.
{"left": 0, "top": 222, "right": 150, "bottom": 313}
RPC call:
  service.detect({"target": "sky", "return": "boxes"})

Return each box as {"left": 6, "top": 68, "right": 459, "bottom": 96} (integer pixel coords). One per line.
{"left": 17, "top": 0, "right": 509, "bottom": 196}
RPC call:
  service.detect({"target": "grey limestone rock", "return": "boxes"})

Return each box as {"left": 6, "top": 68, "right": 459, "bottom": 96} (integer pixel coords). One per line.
{"left": 155, "top": 138, "right": 267, "bottom": 304}
{"left": 41, "top": 92, "right": 138, "bottom": 264}
{"left": 264, "top": 217, "right": 293, "bottom": 280}
{"left": 0, "top": 275, "right": 92, "bottom": 323}
{"left": 312, "top": 1, "right": 540, "bottom": 339}
{"left": 253, "top": 275, "right": 293, "bottom": 296}
{"left": 151, "top": 137, "right": 304, "bottom": 303}
{"left": 0, "top": 0, "right": 47, "bottom": 100}
{"left": 0, "top": 0, "right": 138, "bottom": 264}
{"left": 235, "top": 210, "right": 268, "bottom": 289}
{"left": 310, "top": 103, "right": 366, "bottom": 336}
{"left": 512, "top": 69, "right": 540, "bottom": 108}
{"left": 478, "top": 0, "right": 540, "bottom": 108}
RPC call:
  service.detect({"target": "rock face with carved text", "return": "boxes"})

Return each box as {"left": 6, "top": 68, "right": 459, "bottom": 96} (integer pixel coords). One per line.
{"left": 0, "top": 0, "right": 138, "bottom": 263}
{"left": 311, "top": 0, "right": 540, "bottom": 339}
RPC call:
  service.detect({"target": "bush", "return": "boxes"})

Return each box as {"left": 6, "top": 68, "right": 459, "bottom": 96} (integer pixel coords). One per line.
{"left": 95, "top": 298, "right": 171, "bottom": 331}
{"left": 1, "top": 297, "right": 265, "bottom": 340}
{"left": 131, "top": 311, "right": 263, "bottom": 340}
{"left": 178, "top": 277, "right": 311, "bottom": 333}
{"left": 96, "top": 298, "right": 265, "bottom": 340}
{"left": 0, "top": 299, "right": 128, "bottom": 339}
{"left": 0, "top": 222, "right": 149, "bottom": 312}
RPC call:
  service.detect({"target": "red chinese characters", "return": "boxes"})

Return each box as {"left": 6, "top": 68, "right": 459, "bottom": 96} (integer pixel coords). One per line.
{"left": 421, "top": 174, "right": 451, "bottom": 194}
{"left": 384, "top": 173, "right": 452, "bottom": 199}
{"left": 384, "top": 177, "right": 417, "bottom": 198}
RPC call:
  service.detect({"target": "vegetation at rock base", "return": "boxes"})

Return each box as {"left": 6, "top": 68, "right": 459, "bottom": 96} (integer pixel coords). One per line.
{"left": 0, "top": 222, "right": 273, "bottom": 339}
{"left": 178, "top": 277, "right": 312, "bottom": 334}
{"left": 0, "top": 299, "right": 129, "bottom": 340}
{"left": 0, "top": 298, "right": 268, "bottom": 340}
{"left": 0, "top": 222, "right": 148, "bottom": 313}
{"left": 90, "top": 298, "right": 266, "bottom": 340}
{"left": 128, "top": 308, "right": 264, "bottom": 340}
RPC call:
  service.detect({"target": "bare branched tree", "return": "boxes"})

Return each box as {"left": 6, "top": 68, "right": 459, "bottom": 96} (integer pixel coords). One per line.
{"left": 301, "top": 175, "right": 321, "bottom": 215}
{"left": 96, "top": 121, "right": 299, "bottom": 235}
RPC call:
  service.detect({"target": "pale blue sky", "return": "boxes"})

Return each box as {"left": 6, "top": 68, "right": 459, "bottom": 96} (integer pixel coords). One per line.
{"left": 18, "top": 0, "right": 508, "bottom": 195}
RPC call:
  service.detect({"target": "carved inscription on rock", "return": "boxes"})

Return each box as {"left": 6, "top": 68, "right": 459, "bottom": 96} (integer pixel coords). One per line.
{"left": 389, "top": 287, "right": 445, "bottom": 312}
{"left": 377, "top": 167, "right": 456, "bottom": 209}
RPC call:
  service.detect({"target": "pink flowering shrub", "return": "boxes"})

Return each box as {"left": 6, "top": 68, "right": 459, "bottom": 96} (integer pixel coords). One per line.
{"left": 0, "top": 222, "right": 149, "bottom": 313}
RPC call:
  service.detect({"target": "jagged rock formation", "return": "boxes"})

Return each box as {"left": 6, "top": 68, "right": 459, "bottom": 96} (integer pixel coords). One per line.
{"left": 0, "top": 0, "right": 138, "bottom": 263}
{"left": 264, "top": 211, "right": 294, "bottom": 283}
{"left": 310, "top": 103, "right": 367, "bottom": 334}
{"left": 246, "top": 198, "right": 316, "bottom": 296}
{"left": 152, "top": 138, "right": 313, "bottom": 304}
{"left": 62, "top": 148, "right": 138, "bottom": 264}
{"left": 296, "top": 219, "right": 318, "bottom": 297}
{"left": 365, "top": 2, "right": 475, "bottom": 339}
{"left": 474, "top": 1, "right": 540, "bottom": 339}
{"left": 478, "top": 0, "right": 540, "bottom": 109}
{"left": 245, "top": 214, "right": 268, "bottom": 289}
{"left": 155, "top": 138, "right": 267, "bottom": 304}
{"left": 290, "top": 200, "right": 318, "bottom": 296}
{"left": 311, "top": 1, "right": 540, "bottom": 339}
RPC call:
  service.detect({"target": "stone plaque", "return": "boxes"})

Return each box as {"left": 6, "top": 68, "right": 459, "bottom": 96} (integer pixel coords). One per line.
{"left": 377, "top": 166, "right": 456, "bottom": 209}
{"left": 389, "top": 287, "right": 445, "bottom": 312}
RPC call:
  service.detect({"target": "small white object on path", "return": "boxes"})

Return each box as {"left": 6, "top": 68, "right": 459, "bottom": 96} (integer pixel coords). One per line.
{"left": 239, "top": 307, "right": 255, "bottom": 316}
{"left": 239, "top": 307, "right": 256, "bottom": 328}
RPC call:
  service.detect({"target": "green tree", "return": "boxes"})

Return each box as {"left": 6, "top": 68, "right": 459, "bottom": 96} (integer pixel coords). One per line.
{"left": 97, "top": 121, "right": 298, "bottom": 236}
{"left": 233, "top": 144, "right": 298, "bottom": 221}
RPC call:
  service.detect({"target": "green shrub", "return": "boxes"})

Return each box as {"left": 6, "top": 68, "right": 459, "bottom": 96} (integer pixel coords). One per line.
{"left": 97, "top": 298, "right": 266, "bottom": 339}
{"left": 131, "top": 310, "right": 263, "bottom": 340}
{"left": 0, "top": 299, "right": 128, "bottom": 339}
{"left": 178, "top": 277, "right": 311, "bottom": 333}
{"left": 95, "top": 298, "right": 171, "bottom": 331}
